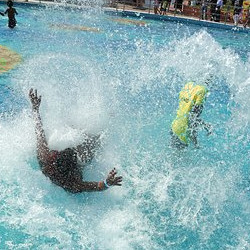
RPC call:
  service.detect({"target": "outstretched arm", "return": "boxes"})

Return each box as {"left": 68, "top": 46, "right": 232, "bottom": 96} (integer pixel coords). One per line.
{"left": 74, "top": 168, "right": 122, "bottom": 192}
{"left": 29, "top": 89, "right": 50, "bottom": 164}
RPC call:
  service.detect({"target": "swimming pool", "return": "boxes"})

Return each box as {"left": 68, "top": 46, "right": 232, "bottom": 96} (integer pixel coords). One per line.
{"left": 0, "top": 2, "right": 249, "bottom": 249}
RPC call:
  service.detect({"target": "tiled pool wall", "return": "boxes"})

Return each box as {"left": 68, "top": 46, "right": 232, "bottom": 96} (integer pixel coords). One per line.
{"left": 105, "top": 9, "right": 250, "bottom": 33}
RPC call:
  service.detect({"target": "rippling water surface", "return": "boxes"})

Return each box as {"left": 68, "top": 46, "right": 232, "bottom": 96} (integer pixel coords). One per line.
{"left": 0, "top": 2, "right": 249, "bottom": 249}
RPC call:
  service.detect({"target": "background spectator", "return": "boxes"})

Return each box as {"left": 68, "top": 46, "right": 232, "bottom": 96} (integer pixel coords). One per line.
{"left": 201, "top": 0, "right": 209, "bottom": 20}
{"left": 210, "top": 0, "right": 217, "bottom": 21}
{"left": 214, "top": 0, "right": 223, "bottom": 22}
{"left": 153, "top": 0, "right": 160, "bottom": 14}
{"left": 233, "top": 3, "right": 242, "bottom": 26}
{"left": 243, "top": 4, "right": 250, "bottom": 27}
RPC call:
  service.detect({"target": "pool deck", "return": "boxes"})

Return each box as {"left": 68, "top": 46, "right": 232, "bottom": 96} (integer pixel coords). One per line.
{"left": 0, "top": 0, "right": 249, "bottom": 33}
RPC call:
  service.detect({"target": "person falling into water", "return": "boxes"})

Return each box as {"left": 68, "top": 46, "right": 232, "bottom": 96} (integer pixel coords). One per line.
{"left": 29, "top": 89, "right": 122, "bottom": 193}
{"left": 0, "top": 0, "right": 18, "bottom": 29}
{"left": 170, "top": 80, "right": 212, "bottom": 149}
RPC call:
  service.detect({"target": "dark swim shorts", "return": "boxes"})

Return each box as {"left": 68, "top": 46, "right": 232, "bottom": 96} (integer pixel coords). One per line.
{"left": 170, "top": 131, "right": 188, "bottom": 149}
{"left": 8, "top": 18, "right": 16, "bottom": 28}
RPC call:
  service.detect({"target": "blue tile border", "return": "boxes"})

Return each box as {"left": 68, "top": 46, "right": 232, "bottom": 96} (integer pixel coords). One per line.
{"left": 105, "top": 9, "right": 250, "bottom": 34}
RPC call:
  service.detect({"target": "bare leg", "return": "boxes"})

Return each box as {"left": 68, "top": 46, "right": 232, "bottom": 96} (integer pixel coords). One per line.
{"left": 189, "top": 130, "right": 198, "bottom": 147}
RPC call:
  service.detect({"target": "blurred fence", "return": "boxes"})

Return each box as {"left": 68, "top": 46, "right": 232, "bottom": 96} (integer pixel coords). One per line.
{"left": 103, "top": 0, "right": 250, "bottom": 26}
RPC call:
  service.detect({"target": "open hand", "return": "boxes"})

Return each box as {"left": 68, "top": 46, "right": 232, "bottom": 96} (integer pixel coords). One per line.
{"left": 106, "top": 168, "right": 122, "bottom": 186}
{"left": 29, "top": 88, "right": 41, "bottom": 110}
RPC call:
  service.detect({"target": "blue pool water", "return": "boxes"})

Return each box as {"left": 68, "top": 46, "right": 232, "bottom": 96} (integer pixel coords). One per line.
{"left": 0, "top": 2, "right": 249, "bottom": 249}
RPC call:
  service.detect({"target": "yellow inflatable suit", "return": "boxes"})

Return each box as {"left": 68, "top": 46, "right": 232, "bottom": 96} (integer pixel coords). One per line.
{"left": 171, "top": 82, "right": 208, "bottom": 144}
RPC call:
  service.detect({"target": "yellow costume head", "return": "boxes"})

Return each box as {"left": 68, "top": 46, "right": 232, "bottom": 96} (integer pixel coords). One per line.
{"left": 171, "top": 82, "right": 208, "bottom": 144}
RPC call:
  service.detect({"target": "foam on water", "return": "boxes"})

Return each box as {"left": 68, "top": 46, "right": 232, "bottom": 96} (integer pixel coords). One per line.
{"left": 0, "top": 4, "right": 249, "bottom": 248}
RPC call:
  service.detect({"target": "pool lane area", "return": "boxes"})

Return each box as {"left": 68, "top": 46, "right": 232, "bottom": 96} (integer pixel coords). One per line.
{"left": 0, "top": 2, "right": 249, "bottom": 249}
